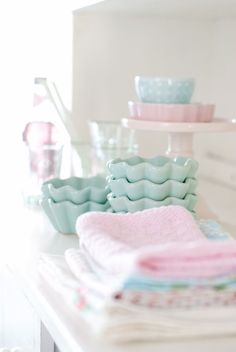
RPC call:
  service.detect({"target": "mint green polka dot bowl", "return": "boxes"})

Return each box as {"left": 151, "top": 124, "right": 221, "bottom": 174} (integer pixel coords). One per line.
{"left": 135, "top": 76, "right": 195, "bottom": 104}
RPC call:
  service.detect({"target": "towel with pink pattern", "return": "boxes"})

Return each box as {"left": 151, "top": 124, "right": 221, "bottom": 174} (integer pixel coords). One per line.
{"left": 76, "top": 205, "right": 236, "bottom": 279}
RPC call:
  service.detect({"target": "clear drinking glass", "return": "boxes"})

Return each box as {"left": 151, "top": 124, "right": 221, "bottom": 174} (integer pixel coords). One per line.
{"left": 22, "top": 121, "right": 64, "bottom": 206}
{"left": 88, "top": 120, "right": 139, "bottom": 175}
{"left": 22, "top": 142, "right": 63, "bottom": 206}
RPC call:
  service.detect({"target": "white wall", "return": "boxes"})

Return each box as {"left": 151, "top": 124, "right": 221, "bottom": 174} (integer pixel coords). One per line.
{"left": 193, "top": 19, "right": 236, "bottom": 187}
{"left": 72, "top": 13, "right": 215, "bottom": 153}
{"left": 0, "top": 1, "right": 73, "bottom": 189}
{"left": 72, "top": 12, "right": 236, "bottom": 186}
{"left": 209, "top": 19, "right": 236, "bottom": 119}
{"left": 0, "top": 3, "right": 74, "bottom": 348}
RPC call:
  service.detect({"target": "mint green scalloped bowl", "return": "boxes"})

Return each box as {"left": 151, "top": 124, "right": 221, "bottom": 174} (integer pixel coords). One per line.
{"left": 107, "top": 176, "right": 197, "bottom": 201}
{"left": 107, "top": 156, "right": 198, "bottom": 183}
{"left": 41, "top": 197, "right": 110, "bottom": 234}
{"left": 107, "top": 193, "right": 197, "bottom": 213}
{"left": 41, "top": 175, "right": 108, "bottom": 204}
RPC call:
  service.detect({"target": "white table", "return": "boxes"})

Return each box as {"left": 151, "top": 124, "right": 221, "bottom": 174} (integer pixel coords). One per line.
{"left": 6, "top": 179, "right": 236, "bottom": 352}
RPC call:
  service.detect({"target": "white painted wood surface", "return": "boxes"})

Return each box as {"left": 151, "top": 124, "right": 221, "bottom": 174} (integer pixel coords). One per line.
{"left": 1, "top": 267, "right": 37, "bottom": 351}
{"left": 1, "top": 177, "right": 235, "bottom": 352}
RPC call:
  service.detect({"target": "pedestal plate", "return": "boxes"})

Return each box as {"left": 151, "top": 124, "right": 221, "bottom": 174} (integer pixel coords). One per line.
{"left": 122, "top": 118, "right": 236, "bottom": 218}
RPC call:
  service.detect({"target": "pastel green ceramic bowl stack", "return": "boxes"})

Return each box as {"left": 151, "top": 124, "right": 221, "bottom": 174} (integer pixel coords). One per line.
{"left": 106, "top": 155, "right": 198, "bottom": 213}
{"left": 40, "top": 175, "right": 110, "bottom": 234}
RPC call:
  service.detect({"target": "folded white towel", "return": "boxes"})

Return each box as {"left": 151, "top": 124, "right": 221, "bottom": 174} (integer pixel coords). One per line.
{"left": 65, "top": 248, "right": 236, "bottom": 309}
{"left": 38, "top": 253, "right": 236, "bottom": 343}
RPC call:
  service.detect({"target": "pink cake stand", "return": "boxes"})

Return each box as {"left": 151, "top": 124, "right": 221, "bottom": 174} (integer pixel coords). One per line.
{"left": 122, "top": 118, "right": 236, "bottom": 157}
{"left": 122, "top": 118, "right": 236, "bottom": 218}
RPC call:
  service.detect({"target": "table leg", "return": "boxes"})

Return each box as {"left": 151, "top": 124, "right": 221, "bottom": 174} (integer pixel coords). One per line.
{"left": 39, "top": 322, "right": 55, "bottom": 352}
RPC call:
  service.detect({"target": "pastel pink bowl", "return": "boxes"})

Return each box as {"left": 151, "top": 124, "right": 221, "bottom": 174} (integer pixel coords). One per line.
{"left": 128, "top": 102, "right": 215, "bottom": 123}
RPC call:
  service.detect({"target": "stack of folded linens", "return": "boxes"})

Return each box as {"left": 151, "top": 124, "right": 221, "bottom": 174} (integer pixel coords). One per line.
{"left": 38, "top": 206, "right": 236, "bottom": 343}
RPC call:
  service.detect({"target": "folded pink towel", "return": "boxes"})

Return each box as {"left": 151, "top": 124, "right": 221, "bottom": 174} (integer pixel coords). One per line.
{"left": 77, "top": 205, "right": 203, "bottom": 247}
{"left": 76, "top": 206, "right": 236, "bottom": 279}
{"left": 77, "top": 206, "right": 209, "bottom": 274}
{"left": 136, "top": 241, "right": 236, "bottom": 278}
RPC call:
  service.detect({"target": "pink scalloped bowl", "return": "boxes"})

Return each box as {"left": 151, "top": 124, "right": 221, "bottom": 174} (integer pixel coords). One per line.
{"left": 128, "top": 102, "right": 215, "bottom": 123}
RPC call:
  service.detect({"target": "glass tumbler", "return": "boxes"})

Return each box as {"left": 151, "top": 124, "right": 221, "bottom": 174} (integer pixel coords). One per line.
{"left": 22, "top": 121, "right": 63, "bottom": 206}
{"left": 88, "top": 120, "right": 139, "bottom": 175}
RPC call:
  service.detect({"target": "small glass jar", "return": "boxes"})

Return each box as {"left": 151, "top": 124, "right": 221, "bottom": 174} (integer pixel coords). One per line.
{"left": 22, "top": 121, "right": 63, "bottom": 206}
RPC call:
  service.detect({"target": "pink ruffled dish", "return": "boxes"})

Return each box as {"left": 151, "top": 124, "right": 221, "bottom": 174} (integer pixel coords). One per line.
{"left": 128, "top": 102, "right": 215, "bottom": 123}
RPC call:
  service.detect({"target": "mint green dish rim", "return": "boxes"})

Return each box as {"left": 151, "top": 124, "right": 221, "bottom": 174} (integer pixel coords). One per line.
{"left": 107, "top": 155, "right": 198, "bottom": 183}
{"left": 107, "top": 176, "right": 197, "bottom": 201}
{"left": 40, "top": 197, "right": 110, "bottom": 234}
{"left": 107, "top": 193, "right": 197, "bottom": 213}
{"left": 41, "top": 175, "right": 108, "bottom": 204}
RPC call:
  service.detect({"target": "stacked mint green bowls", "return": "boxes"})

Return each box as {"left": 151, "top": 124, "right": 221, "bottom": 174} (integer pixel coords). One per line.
{"left": 107, "top": 155, "right": 198, "bottom": 213}
{"left": 41, "top": 175, "right": 110, "bottom": 234}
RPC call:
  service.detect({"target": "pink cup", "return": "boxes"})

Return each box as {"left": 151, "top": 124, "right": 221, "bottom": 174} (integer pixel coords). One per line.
{"left": 22, "top": 121, "right": 62, "bottom": 180}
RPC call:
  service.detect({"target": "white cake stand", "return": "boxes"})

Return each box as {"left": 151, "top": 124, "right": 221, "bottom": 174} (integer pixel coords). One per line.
{"left": 122, "top": 118, "right": 236, "bottom": 157}
{"left": 122, "top": 118, "right": 236, "bottom": 218}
